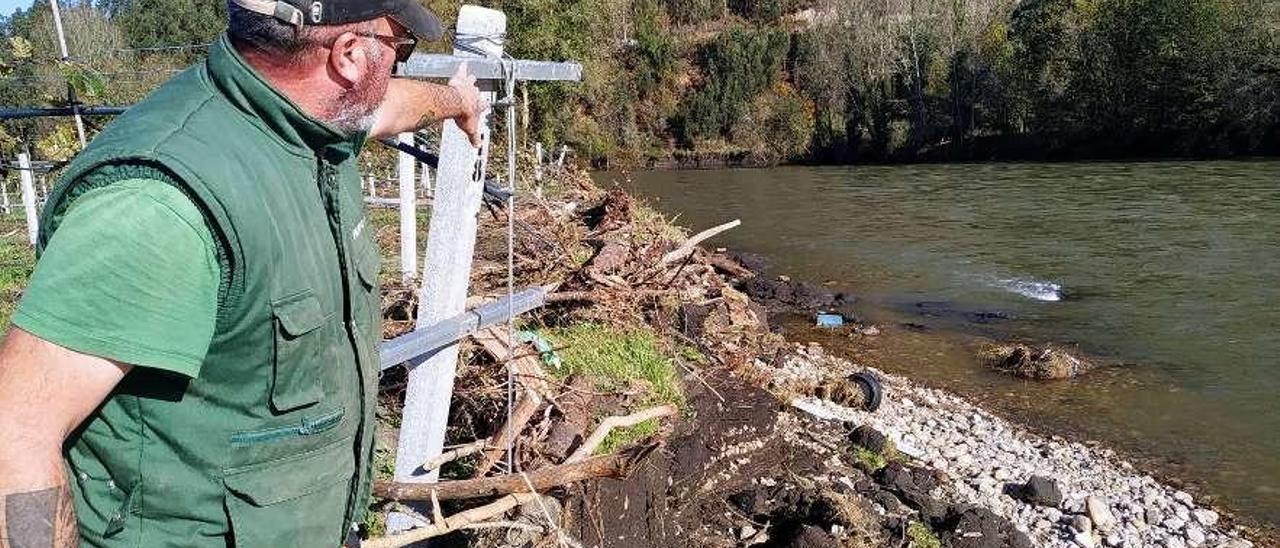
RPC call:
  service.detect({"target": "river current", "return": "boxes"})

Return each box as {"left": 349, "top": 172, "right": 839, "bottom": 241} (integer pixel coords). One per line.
{"left": 606, "top": 161, "right": 1280, "bottom": 526}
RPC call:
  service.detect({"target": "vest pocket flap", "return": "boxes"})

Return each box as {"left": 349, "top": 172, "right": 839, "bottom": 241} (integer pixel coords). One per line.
{"left": 273, "top": 292, "right": 327, "bottom": 337}
{"left": 355, "top": 245, "right": 380, "bottom": 289}
{"left": 223, "top": 439, "right": 355, "bottom": 507}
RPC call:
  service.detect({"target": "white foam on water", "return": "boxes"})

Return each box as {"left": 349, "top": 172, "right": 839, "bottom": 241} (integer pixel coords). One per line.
{"left": 997, "top": 278, "right": 1063, "bottom": 302}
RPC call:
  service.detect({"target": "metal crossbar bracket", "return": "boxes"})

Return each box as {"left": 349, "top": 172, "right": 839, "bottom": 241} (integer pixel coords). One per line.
{"left": 378, "top": 287, "right": 547, "bottom": 370}
{"left": 398, "top": 54, "right": 583, "bottom": 82}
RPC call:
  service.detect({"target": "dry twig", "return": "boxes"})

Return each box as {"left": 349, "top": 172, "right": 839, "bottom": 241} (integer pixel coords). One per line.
{"left": 660, "top": 219, "right": 741, "bottom": 265}
{"left": 374, "top": 444, "right": 658, "bottom": 502}
{"left": 566, "top": 405, "right": 678, "bottom": 463}
{"left": 363, "top": 493, "right": 540, "bottom": 548}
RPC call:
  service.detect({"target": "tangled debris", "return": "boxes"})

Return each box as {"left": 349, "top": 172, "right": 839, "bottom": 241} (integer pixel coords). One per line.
{"left": 977, "top": 343, "right": 1091, "bottom": 380}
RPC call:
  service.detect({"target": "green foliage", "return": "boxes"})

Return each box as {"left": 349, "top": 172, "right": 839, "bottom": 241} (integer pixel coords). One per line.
{"left": 906, "top": 520, "right": 942, "bottom": 548}
{"left": 666, "top": 0, "right": 725, "bottom": 25}
{"left": 544, "top": 323, "right": 684, "bottom": 407}
{"left": 543, "top": 322, "right": 684, "bottom": 456}
{"left": 102, "top": 0, "right": 226, "bottom": 53}
{"left": 0, "top": 216, "right": 36, "bottom": 328}
{"left": 849, "top": 445, "right": 887, "bottom": 473}
{"left": 674, "top": 27, "right": 789, "bottom": 144}
{"left": 728, "top": 0, "right": 787, "bottom": 23}
{"left": 627, "top": 0, "right": 677, "bottom": 98}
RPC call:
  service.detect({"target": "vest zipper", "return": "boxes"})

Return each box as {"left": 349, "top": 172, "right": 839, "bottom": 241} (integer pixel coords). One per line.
{"left": 229, "top": 407, "right": 345, "bottom": 445}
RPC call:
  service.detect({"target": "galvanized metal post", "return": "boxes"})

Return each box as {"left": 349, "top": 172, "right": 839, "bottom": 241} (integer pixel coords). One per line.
{"left": 389, "top": 4, "right": 504, "bottom": 534}
{"left": 397, "top": 132, "right": 418, "bottom": 283}
{"left": 48, "top": 0, "right": 86, "bottom": 147}
{"left": 18, "top": 153, "right": 39, "bottom": 246}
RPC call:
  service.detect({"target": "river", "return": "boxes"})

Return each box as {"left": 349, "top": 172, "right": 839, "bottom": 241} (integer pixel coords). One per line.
{"left": 604, "top": 161, "right": 1280, "bottom": 527}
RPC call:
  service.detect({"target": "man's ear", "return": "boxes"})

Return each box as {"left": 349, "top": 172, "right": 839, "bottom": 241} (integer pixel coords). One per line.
{"left": 328, "top": 31, "right": 368, "bottom": 88}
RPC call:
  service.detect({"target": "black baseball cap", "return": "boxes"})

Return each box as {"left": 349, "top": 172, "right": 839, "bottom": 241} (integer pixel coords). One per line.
{"left": 231, "top": 0, "right": 443, "bottom": 42}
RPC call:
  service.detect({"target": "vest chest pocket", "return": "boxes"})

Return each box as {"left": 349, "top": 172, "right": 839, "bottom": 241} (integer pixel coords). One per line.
{"left": 223, "top": 438, "right": 355, "bottom": 548}
{"left": 271, "top": 291, "right": 331, "bottom": 412}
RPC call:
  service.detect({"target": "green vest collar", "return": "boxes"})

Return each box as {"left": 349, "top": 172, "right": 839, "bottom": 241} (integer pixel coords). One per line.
{"left": 207, "top": 35, "right": 365, "bottom": 159}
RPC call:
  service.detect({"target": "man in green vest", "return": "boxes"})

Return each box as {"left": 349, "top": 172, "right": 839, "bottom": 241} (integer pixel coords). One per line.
{"left": 0, "top": 1, "right": 485, "bottom": 546}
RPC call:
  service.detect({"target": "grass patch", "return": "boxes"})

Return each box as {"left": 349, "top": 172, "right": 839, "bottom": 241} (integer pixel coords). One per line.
{"left": 905, "top": 520, "right": 941, "bottom": 548}
{"left": 849, "top": 446, "right": 888, "bottom": 473}
{"left": 0, "top": 214, "right": 36, "bottom": 328}
{"left": 543, "top": 323, "right": 685, "bottom": 454}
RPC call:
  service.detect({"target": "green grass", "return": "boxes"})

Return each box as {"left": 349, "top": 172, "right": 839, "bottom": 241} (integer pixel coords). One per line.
{"left": 906, "top": 520, "right": 941, "bottom": 548}
{"left": 850, "top": 445, "right": 888, "bottom": 473}
{"left": 543, "top": 323, "right": 685, "bottom": 454}
{"left": 0, "top": 213, "right": 36, "bottom": 328}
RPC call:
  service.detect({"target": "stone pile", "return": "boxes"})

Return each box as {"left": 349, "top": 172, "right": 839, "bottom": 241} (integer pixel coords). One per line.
{"left": 780, "top": 344, "right": 1255, "bottom": 548}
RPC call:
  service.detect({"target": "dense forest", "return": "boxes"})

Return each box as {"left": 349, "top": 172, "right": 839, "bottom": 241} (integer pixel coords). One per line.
{"left": 3, "top": 0, "right": 1280, "bottom": 167}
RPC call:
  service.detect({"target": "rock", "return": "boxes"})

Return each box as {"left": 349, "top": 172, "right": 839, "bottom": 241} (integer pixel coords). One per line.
{"left": 1164, "top": 536, "right": 1188, "bottom": 548}
{"left": 1163, "top": 517, "right": 1187, "bottom": 531}
{"left": 1173, "top": 491, "right": 1194, "bottom": 506}
{"left": 1104, "top": 531, "right": 1124, "bottom": 547}
{"left": 933, "top": 504, "right": 1034, "bottom": 548}
{"left": 740, "top": 524, "right": 758, "bottom": 540}
{"left": 1071, "top": 515, "right": 1094, "bottom": 534}
{"left": 1012, "top": 476, "right": 1064, "bottom": 507}
{"left": 847, "top": 425, "right": 890, "bottom": 454}
{"left": 1146, "top": 506, "right": 1165, "bottom": 527}
{"left": 1087, "top": 496, "right": 1117, "bottom": 532}
{"left": 1074, "top": 530, "right": 1098, "bottom": 548}
{"left": 1192, "top": 509, "right": 1219, "bottom": 527}
{"left": 1186, "top": 527, "right": 1206, "bottom": 546}
{"left": 1211, "top": 540, "right": 1253, "bottom": 548}
{"left": 1045, "top": 508, "right": 1063, "bottom": 523}
{"left": 786, "top": 525, "right": 840, "bottom": 548}
{"left": 857, "top": 325, "right": 881, "bottom": 336}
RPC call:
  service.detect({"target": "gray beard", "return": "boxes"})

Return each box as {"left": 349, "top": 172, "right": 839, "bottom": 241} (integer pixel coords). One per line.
{"left": 329, "top": 40, "right": 387, "bottom": 136}
{"left": 331, "top": 101, "right": 380, "bottom": 135}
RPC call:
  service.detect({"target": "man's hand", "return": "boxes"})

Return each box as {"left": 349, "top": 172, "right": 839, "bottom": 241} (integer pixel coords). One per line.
{"left": 370, "top": 63, "right": 488, "bottom": 147}
{"left": 0, "top": 328, "right": 131, "bottom": 547}
{"left": 447, "top": 62, "right": 485, "bottom": 147}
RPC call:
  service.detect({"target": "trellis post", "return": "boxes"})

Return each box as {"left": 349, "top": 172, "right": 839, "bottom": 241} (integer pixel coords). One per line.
{"left": 388, "top": 4, "right": 505, "bottom": 534}
{"left": 386, "top": 4, "right": 584, "bottom": 535}
{"left": 17, "top": 153, "right": 38, "bottom": 246}
{"left": 397, "top": 132, "right": 418, "bottom": 283}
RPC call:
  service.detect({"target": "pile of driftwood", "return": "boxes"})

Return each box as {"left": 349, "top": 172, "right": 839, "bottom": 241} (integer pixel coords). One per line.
{"left": 368, "top": 172, "right": 785, "bottom": 546}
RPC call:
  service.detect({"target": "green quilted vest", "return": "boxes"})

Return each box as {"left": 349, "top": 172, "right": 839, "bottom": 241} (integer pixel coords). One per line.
{"left": 39, "top": 35, "right": 381, "bottom": 548}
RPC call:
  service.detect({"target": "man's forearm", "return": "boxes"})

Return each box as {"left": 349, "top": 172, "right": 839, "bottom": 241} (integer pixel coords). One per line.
{"left": 0, "top": 481, "right": 78, "bottom": 548}
{"left": 370, "top": 78, "right": 467, "bottom": 139}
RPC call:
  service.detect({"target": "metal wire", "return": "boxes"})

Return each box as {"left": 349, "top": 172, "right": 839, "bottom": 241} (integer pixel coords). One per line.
{"left": 502, "top": 52, "right": 519, "bottom": 475}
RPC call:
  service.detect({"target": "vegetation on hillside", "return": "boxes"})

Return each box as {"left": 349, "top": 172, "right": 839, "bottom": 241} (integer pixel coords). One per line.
{"left": 3, "top": 0, "right": 1279, "bottom": 168}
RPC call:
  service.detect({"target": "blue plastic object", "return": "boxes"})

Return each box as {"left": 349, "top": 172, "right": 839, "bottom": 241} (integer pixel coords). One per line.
{"left": 816, "top": 314, "right": 845, "bottom": 328}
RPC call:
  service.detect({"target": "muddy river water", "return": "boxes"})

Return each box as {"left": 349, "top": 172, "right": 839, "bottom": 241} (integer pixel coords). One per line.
{"left": 603, "top": 161, "right": 1280, "bottom": 527}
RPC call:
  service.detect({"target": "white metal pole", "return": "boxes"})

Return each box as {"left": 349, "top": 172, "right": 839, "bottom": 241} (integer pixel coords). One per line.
{"left": 397, "top": 132, "right": 417, "bottom": 283}
{"left": 389, "top": 4, "right": 504, "bottom": 534}
{"left": 49, "top": 0, "right": 87, "bottom": 147}
{"left": 419, "top": 158, "right": 432, "bottom": 196}
{"left": 534, "top": 142, "right": 543, "bottom": 182}
{"left": 18, "top": 153, "right": 39, "bottom": 246}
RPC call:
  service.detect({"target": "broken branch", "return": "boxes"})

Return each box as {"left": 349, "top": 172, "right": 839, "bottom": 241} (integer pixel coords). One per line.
{"left": 363, "top": 493, "right": 540, "bottom": 548}
{"left": 374, "top": 444, "right": 658, "bottom": 502}
{"left": 661, "top": 219, "right": 741, "bottom": 265}
{"left": 566, "top": 405, "right": 678, "bottom": 463}
{"left": 423, "top": 439, "right": 491, "bottom": 472}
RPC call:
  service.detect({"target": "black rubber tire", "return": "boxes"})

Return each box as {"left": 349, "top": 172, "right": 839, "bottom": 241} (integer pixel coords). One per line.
{"left": 849, "top": 371, "right": 884, "bottom": 412}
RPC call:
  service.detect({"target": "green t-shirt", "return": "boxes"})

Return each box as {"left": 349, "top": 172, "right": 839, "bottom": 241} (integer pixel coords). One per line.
{"left": 13, "top": 179, "right": 220, "bottom": 378}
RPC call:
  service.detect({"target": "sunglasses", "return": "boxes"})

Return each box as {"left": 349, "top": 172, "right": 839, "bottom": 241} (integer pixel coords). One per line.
{"left": 357, "top": 31, "right": 417, "bottom": 64}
